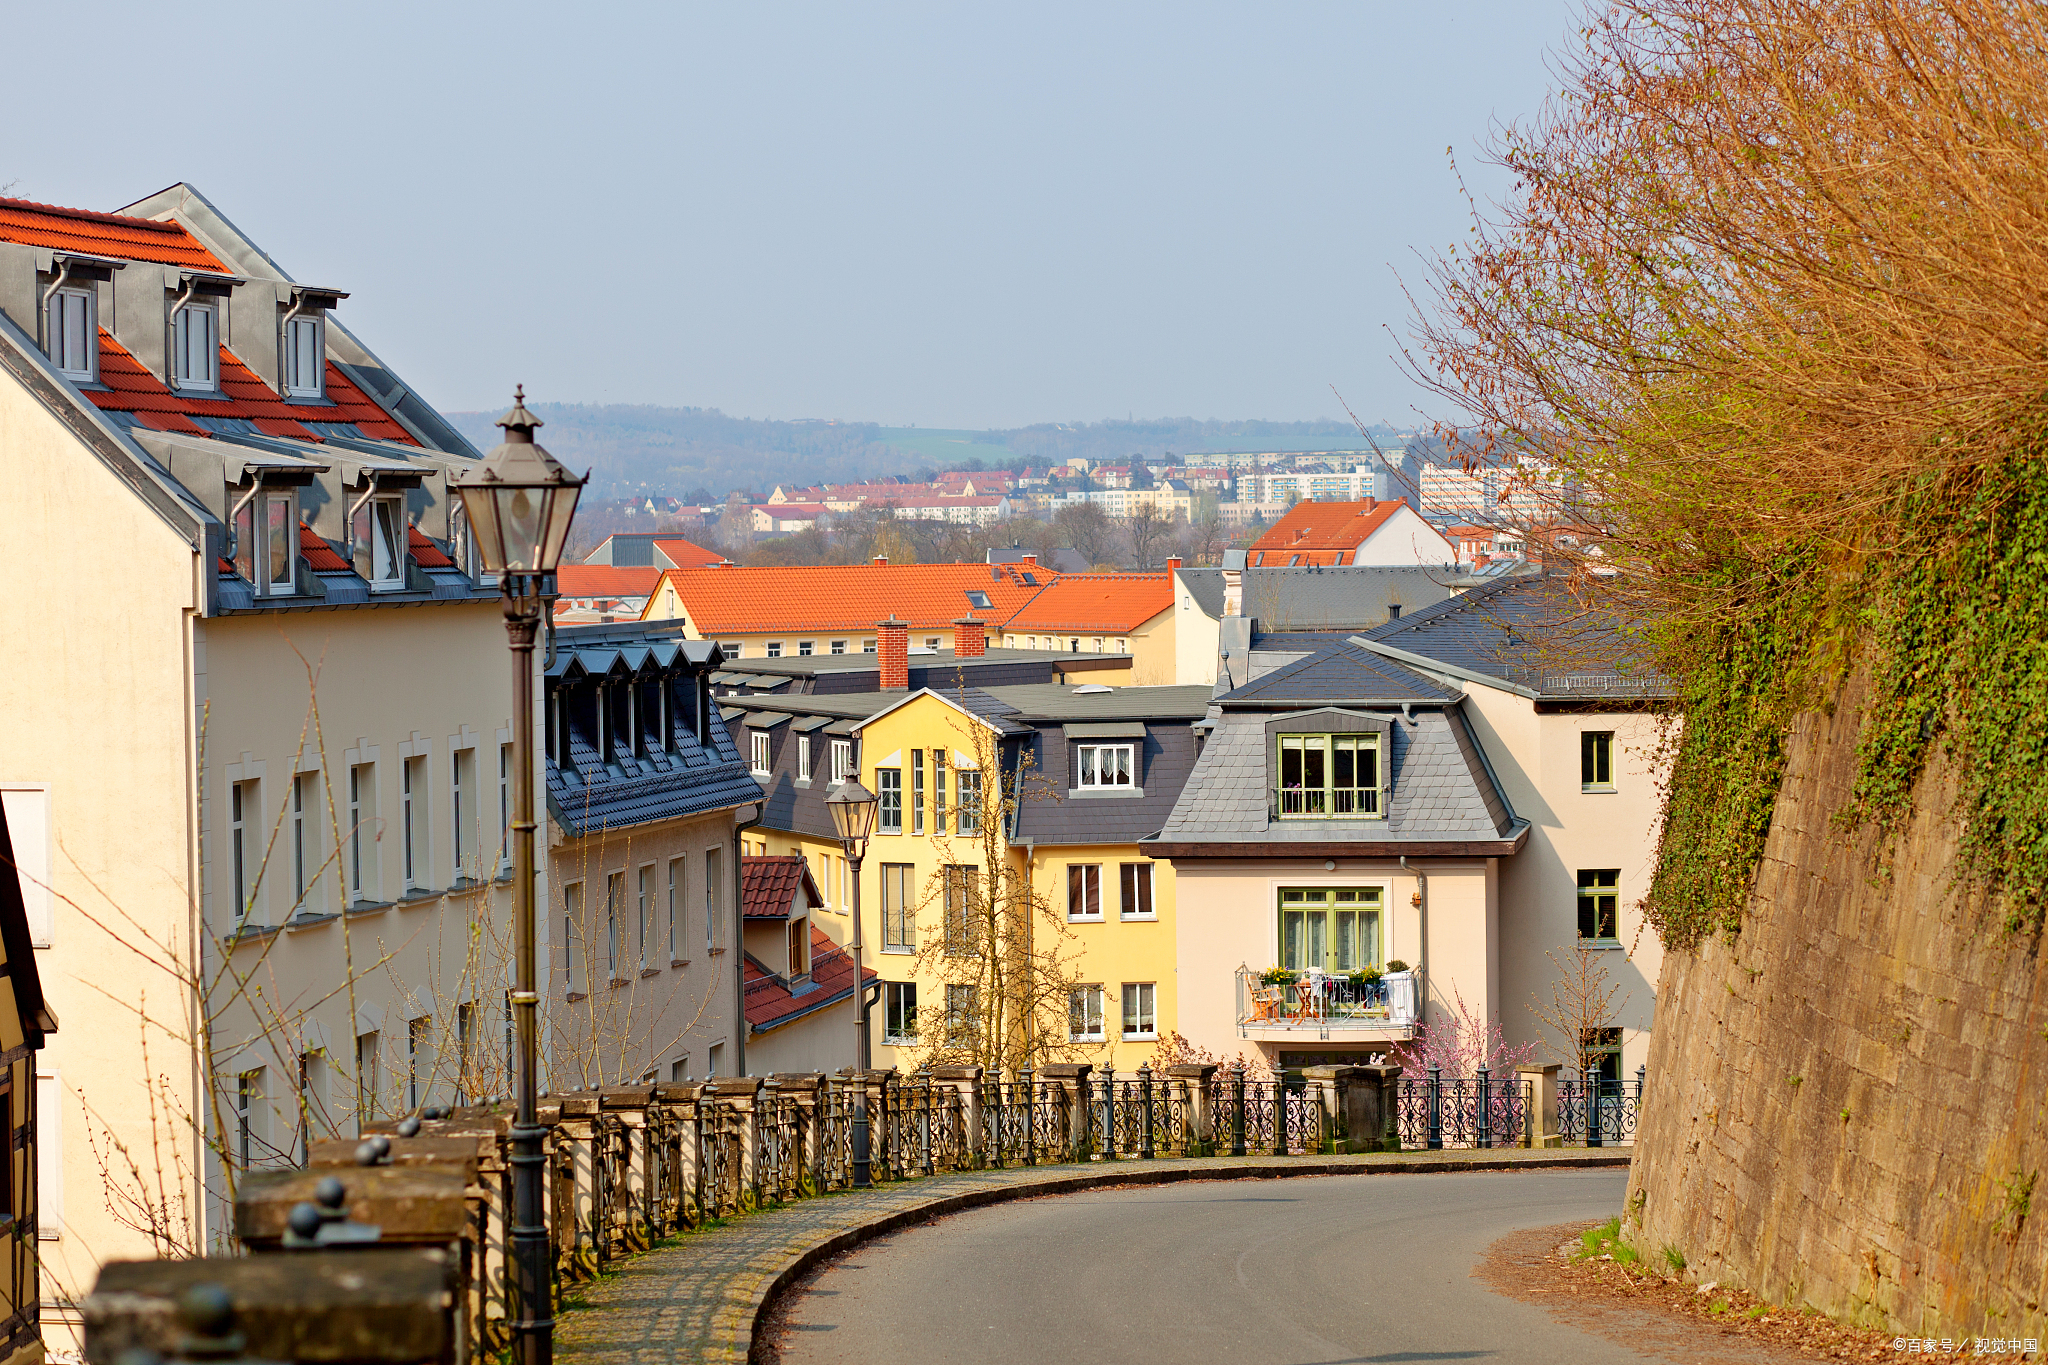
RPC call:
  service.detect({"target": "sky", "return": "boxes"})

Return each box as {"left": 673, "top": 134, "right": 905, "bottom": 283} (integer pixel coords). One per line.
{"left": 5, "top": 1, "right": 1580, "bottom": 429}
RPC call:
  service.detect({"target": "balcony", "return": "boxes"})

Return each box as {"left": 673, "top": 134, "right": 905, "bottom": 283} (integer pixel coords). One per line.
{"left": 1234, "top": 966, "right": 1419, "bottom": 1043}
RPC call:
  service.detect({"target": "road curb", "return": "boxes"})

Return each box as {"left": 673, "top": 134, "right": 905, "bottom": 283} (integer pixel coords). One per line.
{"left": 742, "top": 1150, "right": 1630, "bottom": 1361}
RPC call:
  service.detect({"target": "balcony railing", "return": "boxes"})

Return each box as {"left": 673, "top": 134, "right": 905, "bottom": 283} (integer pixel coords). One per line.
{"left": 1235, "top": 966, "right": 1420, "bottom": 1034}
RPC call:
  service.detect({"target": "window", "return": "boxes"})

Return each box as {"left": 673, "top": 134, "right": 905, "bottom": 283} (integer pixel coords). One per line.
{"left": 830, "top": 640, "right": 847, "bottom": 655}
{"left": 233, "top": 488, "right": 299, "bottom": 597}
{"left": 498, "top": 744, "right": 512, "bottom": 873}
{"left": 942, "top": 865, "right": 978, "bottom": 955}
{"left": 237, "top": 1070, "right": 262, "bottom": 1166}
{"left": 705, "top": 847, "right": 725, "bottom": 952}
{"left": 720, "top": 641, "right": 743, "bottom": 657}
{"left": 880, "top": 863, "right": 913, "bottom": 951}
{"left": 750, "top": 731, "right": 771, "bottom": 775}
{"left": 353, "top": 495, "right": 408, "bottom": 592}
{"left": 766, "top": 642, "right": 783, "bottom": 658}
{"left": 798, "top": 641, "right": 814, "bottom": 656}
{"left": 863, "top": 639, "right": 876, "bottom": 653}
{"left": 933, "top": 760, "right": 947, "bottom": 828}
{"left": 451, "top": 749, "right": 472, "bottom": 879}
{"left": 667, "top": 856, "right": 683, "bottom": 960}
{"left": 1577, "top": 869, "right": 1620, "bottom": 942}
{"left": 562, "top": 883, "right": 584, "bottom": 994}
{"left": 45, "top": 286, "right": 96, "bottom": 381}
{"left": 966, "top": 590, "right": 992, "bottom": 609}
{"left": 1119, "top": 863, "right": 1154, "bottom": 919}
{"left": 1067, "top": 864, "right": 1102, "bottom": 920}
{"left": 787, "top": 917, "right": 810, "bottom": 976}
{"left": 1582, "top": 731, "right": 1615, "bottom": 791}
{"left": 401, "top": 756, "right": 425, "bottom": 891}
{"left": 945, "top": 983, "right": 979, "bottom": 1044}
{"left": 455, "top": 1004, "right": 475, "bottom": 1105}
{"left": 283, "top": 313, "right": 324, "bottom": 398}
{"left": 924, "top": 637, "right": 941, "bottom": 650}
{"left": 230, "top": 779, "right": 256, "bottom": 923}
{"left": 291, "top": 772, "right": 314, "bottom": 909}
{"left": 831, "top": 740, "right": 853, "bottom": 783}
{"left": 605, "top": 871, "right": 624, "bottom": 979}
{"left": 348, "top": 764, "right": 371, "bottom": 901}
{"left": 1277, "top": 887, "right": 1383, "bottom": 973}
{"left": 797, "top": 737, "right": 812, "bottom": 782}
{"left": 1075, "top": 743, "right": 1134, "bottom": 789}
{"left": 1121, "top": 983, "right": 1157, "bottom": 1040}
{"left": 637, "top": 865, "right": 653, "bottom": 968}
{"left": 1116, "top": 638, "right": 1127, "bottom": 653}
{"left": 884, "top": 982, "right": 918, "bottom": 1045}
{"left": 408, "top": 1016, "right": 431, "bottom": 1110}
{"left": 1581, "top": 1026, "right": 1623, "bottom": 1085}
{"left": 1093, "top": 637, "right": 1104, "bottom": 653}
{"left": 1276, "top": 733, "right": 1382, "bottom": 817}
{"left": 955, "top": 769, "right": 982, "bottom": 834}
{"left": 877, "top": 768, "right": 902, "bottom": 833}
{"left": 356, "top": 1032, "right": 380, "bottom": 1117}
{"left": 911, "top": 750, "right": 925, "bottom": 834}
{"left": 1068, "top": 985, "right": 1104, "bottom": 1042}
{"left": 172, "top": 299, "right": 218, "bottom": 390}
{"left": 1069, "top": 638, "right": 1080, "bottom": 652}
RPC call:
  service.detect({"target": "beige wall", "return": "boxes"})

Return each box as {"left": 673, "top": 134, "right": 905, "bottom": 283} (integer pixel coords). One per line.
{"left": 1172, "top": 577, "right": 1220, "bottom": 686}
{"left": 549, "top": 809, "right": 740, "bottom": 1086}
{"left": 0, "top": 376, "right": 203, "bottom": 1343}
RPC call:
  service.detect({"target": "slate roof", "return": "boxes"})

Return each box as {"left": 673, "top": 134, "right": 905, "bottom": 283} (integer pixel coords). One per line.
{"left": 1356, "top": 576, "right": 1672, "bottom": 702}
{"left": 1177, "top": 568, "right": 1228, "bottom": 620}
{"left": 1240, "top": 566, "right": 1457, "bottom": 632}
{"left": 1216, "top": 640, "right": 1457, "bottom": 706}
{"left": 744, "top": 932, "right": 875, "bottom": 1034}
{"left": 741, "top": 855, "right": 820, "bottom": 920}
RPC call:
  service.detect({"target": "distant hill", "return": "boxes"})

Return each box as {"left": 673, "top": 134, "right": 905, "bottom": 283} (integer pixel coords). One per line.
{"left": 444, "top": 403, "right": 1395, "bottom": 499}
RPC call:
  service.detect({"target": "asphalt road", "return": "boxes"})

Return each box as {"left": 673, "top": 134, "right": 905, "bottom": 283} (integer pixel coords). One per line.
{"left": 777, "top": 1168, "right": 1644, "bottom": 1365}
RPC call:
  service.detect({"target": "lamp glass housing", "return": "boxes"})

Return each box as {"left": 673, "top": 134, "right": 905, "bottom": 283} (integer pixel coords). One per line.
{"left": 825, "top": 779, "right": 879, "bottom": 851}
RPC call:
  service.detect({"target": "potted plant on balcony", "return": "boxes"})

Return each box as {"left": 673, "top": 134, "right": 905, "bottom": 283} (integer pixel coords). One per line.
{"left": 1259, "top": 966, "right": 1295, "bottom": 986}
{"left": 1383, "top": 960, "right": 1419, "bottom": 1024}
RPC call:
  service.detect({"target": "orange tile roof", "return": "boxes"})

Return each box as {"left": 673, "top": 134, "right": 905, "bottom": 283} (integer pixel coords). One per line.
{"left": 645, "top": 561, "right": 1048, "bottom": 634}
{"left": 407, "top": 526, "right": 453, "bottom": 568}
{"left": 301, "top": 523, "right": 350, "bottom": 572}
{"left": 85, "top": 330, "right": 415, "bottom": 445}
{"left": 1000, "top": 572, "right": 1171, "bottom": 632}
{"left": 652, "top": 536, "right": 724, "bottom": 569}
{"left": 0, "top": 196, "right": 228, "bottom": 270}
{"left": 1248, "top": 500, "right": 1405, "bottom": 565}
{"left": 557, "top": 565, "right": 662, "bottom": 598}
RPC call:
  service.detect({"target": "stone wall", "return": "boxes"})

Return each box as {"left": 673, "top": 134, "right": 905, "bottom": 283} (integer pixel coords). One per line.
{"left": 1628, "top": 667, "right": 2048, "bottom": 1337}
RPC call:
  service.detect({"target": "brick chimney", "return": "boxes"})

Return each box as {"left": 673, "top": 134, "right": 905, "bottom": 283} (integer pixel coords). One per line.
{"left": 1021, "top": 553, "right": 1037, "bottom": 566}
{"left": 877, "top": 616, "right": 909, "bottom": 689}
{"left": 873, "top": 555, "right": 888, "bottom": 567}
{"left": 953, "top": 616, "right": 986, "bottom": 657}
{"left": 1166, "top": 556, "right": 1182, "bottom": 571}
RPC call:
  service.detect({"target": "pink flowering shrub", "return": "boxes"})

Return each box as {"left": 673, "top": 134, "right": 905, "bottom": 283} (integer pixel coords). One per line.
{"left": 1387, "top": 983, "right": 1537, "bottom": 1078}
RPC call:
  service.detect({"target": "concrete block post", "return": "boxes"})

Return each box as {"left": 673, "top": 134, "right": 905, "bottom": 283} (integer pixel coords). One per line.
{"left": 933, "top": 1065, "right": 985, "bottom": 1167}
{"left": 1351, "top": 1064, "right": 1402, "bottom": 1152}
{"left": 1303, "top": 1065, "right": 1368, "bottom": 1153}
{"left": 599, "top": 1087, "right": 654, "bottom": 1248}
{"left": 552, "top": 1095, "right": 599, "bottom": 1274}
{"left": 774, "top": 1073, "right": 827, "bottom": 1192}
{"left": 711, "top": 1077, "right": 764, "bottom": 1208}
{"left": 1167, "top": 1063, "right": 1219, "bottom": 1154}
{"left": 1518, "top": 1063, "right": 1562, "bottom": 1149}
{"left": 1038, "top": 1063, "right": 1094, "bottom": 1161}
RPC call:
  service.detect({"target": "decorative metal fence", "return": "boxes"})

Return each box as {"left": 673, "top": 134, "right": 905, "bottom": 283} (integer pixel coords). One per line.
{"left": 1559, "top": 1067, "right": 1646, "bottom": 1147}
{"left": 1395, "top": 1068, "right": 1532, "bottom": 1149}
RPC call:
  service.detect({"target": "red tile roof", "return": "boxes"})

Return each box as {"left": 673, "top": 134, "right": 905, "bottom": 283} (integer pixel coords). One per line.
{"left": 644, "top": 562, "right": 1048, "bottom": 634}
{"left": 301, "top": 523, "right": 351, "bottom": 572}
{"left": 652, "top": 537, "right": 724, "bottom": 570}
{"left": 85, "top": 330, "right": 415, "bottom": 445}
{"left": 0, "top": 196, "right": 228, "bottom": 270}
{"left": 1248, "top": 500, "right": 1406, "bottom": 566}
{"left": 407, "top": 526, "right": 453, "bottom": 568}
{"left": 742, "top": 928, "right": 875, "bottom": 1031}
{"left": 741, "top": 855, "right": 819, "bottom": 919}
{"left": 1001, "top": 572, "right": 1172, "bottom": 632}
{"left": 557, "top": 565, "right": 662, "bottom": 599}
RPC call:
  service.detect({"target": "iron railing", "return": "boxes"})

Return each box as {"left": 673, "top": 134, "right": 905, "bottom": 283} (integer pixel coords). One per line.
{"left": 1559, "top": 1066, "right": 1646, "bottom": 1147}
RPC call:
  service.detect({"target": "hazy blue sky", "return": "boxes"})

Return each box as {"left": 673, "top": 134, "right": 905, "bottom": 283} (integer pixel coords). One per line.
{"left": 8, "top": 2, "right": 1578, "bottom": 428}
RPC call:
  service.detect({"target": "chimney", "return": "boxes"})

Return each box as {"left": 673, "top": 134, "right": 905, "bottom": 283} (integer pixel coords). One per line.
{"left": 1022, "top": 553, "right": 1037, "bottom": 566}
{"left": 1166, "top": 556, "right": 1182, "bottom": 571}
{"left": 877, "top": 615, "right": 909, "bottom": 689}
{"left": 873, "top": 555, "right": 888, "bottom": 567}
{"left": 952, "top": 616, "right": 987, "bottom": 657}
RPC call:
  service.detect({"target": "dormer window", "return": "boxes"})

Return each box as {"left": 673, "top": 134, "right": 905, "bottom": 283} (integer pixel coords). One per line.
{"left": 45, "top": 288, "right": 97, "bottom": 382}
{"left": 352, "top": 494, "right": 408, "bottom": 592}
{"left": 172, "top": 301, "right": 219, "bottom": 391}
{"left": 283, "top": 314, "right": 324, "bottom": 398}
{"left": 233, "top": 488, "right": 299, "bottom": 597}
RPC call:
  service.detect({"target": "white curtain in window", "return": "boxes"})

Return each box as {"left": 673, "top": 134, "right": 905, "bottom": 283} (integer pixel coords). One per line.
{"left": 372, "top": 500, "right": 402, "bottom": 584}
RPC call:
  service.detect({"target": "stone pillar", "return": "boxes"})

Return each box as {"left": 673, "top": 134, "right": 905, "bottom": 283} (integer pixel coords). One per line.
{"left": 774, "top": 1073, "right": 826, "bottom": 1191}
{"left": 1038, "top": 1063, "right": 1094, "bottom": 1161}
{"left": 1304, "top": 1065, "right": 1370, "bottom": 1153}
{"left": 600, "top": 1086, "right": 654, "bottom": 1248}
{"left": 933, "top": 1065, "right": 985, "bottom": 1167}
{"left": 1518, "top": 1063, "right": 1562, "bottom": 1149}
{"left": 1353, "top": 1063, "right": 1403, "bottom": 1151}
{"left": 1167, "top": 1063, "right": 1219, "bottom": 1154}
{"left": 712, "top": 1077, "right": 764, "bottom": 1208}
{"left": 553, "top": 1095, "right": 599, "bottom": 1272}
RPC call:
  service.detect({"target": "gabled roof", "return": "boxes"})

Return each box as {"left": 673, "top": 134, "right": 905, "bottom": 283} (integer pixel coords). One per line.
{"left": 1248, "top": 499, "right": 1405, "bottom": 564}
{"left": 1239, "top": 565, "right": 1457, "bottom": 632}
{"left": 743, "top": 929, "right": 875, "bottom": 1034}
{"left": 741, "top": 855, "right": 820, "bottom": 920}
{"left": 654, "top": 536, "right": 724, "bottom": 569}
{"left": 1001, "top": 572, "right": 1171, "bottom": 632}
{"left": 643, "top": 562, "right": 1048, "bottom": 633}
{"left": 558, "top": 565, "right": 662, "bottom": 599}
{"left": 1216, "top": 640, "right": 1458, "bottom": 707}
{"left": 0, "top": 195, "right": 227, "bottom": 270}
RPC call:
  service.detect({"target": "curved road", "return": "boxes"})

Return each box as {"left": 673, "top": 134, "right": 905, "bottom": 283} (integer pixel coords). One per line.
{"left": 778, "top": 1168, "right": 1642, "bottom": 1365}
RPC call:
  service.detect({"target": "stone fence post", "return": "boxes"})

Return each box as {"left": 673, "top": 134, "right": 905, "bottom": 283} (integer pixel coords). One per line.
{"left": 552, "top": 1095, "right": 599, "bottom": 1274}
{"left": 1167, "top": 1064, "right": 1219, "bottom": 1153}
{"left": 711, "top": 1077, "right": 764, "bottom": 1207}
{"left": 1038, "top": 1063, "right": 1093, "bottom": 1161}
{"left": 933, "top": 1065, "right": 984, "bottom": 1167}
{"left": 1518, "top": 1063, "right": 1562, "bottom": 1148}
{"left": 1304, "top": 1065, "right": 1362, "bottom": 1152}
{"left": 774, "top": 1073, "right": 826, "bottom": 1190}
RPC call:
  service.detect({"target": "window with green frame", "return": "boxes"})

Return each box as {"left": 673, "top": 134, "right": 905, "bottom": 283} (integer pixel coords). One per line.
{"left": 1275, "top": 733, "right": 1382, "bottom": 817}
{"left": 1278, "top": 887, "right": 1383, "bottom": 973}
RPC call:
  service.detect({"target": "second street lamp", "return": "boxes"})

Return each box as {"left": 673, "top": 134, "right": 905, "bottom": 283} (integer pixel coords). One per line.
{"left": 824, "top": 778, "right": 879, "bottom": 1186}
{"left": 452, "top": 388, "right": 583, "bottom": 1365}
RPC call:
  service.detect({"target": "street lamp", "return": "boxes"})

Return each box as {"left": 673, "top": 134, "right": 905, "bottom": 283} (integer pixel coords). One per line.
{"left": 824, "top": 778, "right": 879, "bottom": 1186}
{"left": 453, "top": 388, "right": 583, "bottom": 1365}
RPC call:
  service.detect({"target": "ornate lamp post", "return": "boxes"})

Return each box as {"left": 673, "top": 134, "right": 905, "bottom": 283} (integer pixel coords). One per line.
{"left": 453, "top": 388, "right": 583, "bottom": 1365}
{"left": 824, "top": 778, "right": 879, "bottom": 1186}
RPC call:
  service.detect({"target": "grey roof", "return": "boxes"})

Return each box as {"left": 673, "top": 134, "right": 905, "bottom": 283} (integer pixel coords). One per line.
{"left": 548, "top": 705, "right": 761, "bottom": 838}
{"left": 1356, "top": 576, "right": 1672, "bottom": 702}
{"left": 1177, "top": 568, "right": 1228, "bottom": 620}
{"left": 989, "top": 546, "right": 1091, "bottom": 575}
{"left": 1152, "top": 704, "right": 1520, "bottom": 850}
{"left": 1240, "top": 565, "right": 1458, "bottom": 632}
{"left": 1216, "top": 641, "right": 1457, "bottom": 707}
{"left": 978, "top": 683, "right": 1214, "bottom": 722}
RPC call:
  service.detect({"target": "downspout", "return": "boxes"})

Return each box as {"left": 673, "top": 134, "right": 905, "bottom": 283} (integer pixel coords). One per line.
{"left": 1399, "top": 855, "right": 1428, "bottom": 992}
{"left": 165, "top": 277, "right": 198, "bottom": 387}
{"left": 733, "top": 801, "right": 764, "bottom": 1076}
{"left": 277, "top": 293, "right": 310, "bottom": 392}
{"left": 225, "top": 477, "right": 265, "bottom": 565}
{"left": 37, "top": 257, "right": 73, "bottom": 353}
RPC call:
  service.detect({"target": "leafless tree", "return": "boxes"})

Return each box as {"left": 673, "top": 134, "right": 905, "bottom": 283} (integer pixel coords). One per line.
{"left": 1053, "top": 502, "right": 1116, "bottom": 567}
{"left": 1528, "top": 943, "right": 1632, "bottom": 1077}
{"left": 1122, "top": 503, "right": 1178, "bottom": 570}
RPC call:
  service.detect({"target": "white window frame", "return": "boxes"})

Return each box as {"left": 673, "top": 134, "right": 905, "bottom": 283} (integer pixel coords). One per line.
{"left": 1075, "top": 743, "right": 1135, "bottom": 789}
{"left": 1069, "top": 984, "right": 1105, "bottom": 1042}
{"left": 1119, "top": 862, "right": 1155, "bottom": 920}
{"left": 451, "top": 748, "right": 472, "bottom": 880}
{"left": 498, "top": 744, "right": 512, "bottom": 874}
{"left": 883, "top": 981, "right": 918, "bottom": 1045}
{"left": 291, "top": 772, "right": 312, "bottom": 910}
{"left": 283, "top": 312, "right": 325, "bottom": 398}
{"left": 877, "top": 768, "right": 902, "bottom": 834}
{"left": 354, "top": 494, "right": 409, "bottom": 593}
{"left": 705, "top": 847, "right": 725, "bottom": 953}
{"left": 45, "top": 286, "right": 96, "bottom": 381}
{"left": 605, "top": 871, "right": 624, "bottom": 980}
{"left": 1066, "top": 864, "right": 1103, "bottom": 921}
{"left": 667, "top": 856, "right": 683, "bottom": 961}
{"left": 750, "top": 731, "right": 771, "bottom": 775}
{"left": 234, "top": 488, "right": 299, "bottom": 597}
{"left": 562, "top": 882, "right": 585, "bottom": 994}
{"left": 348, "top": 764, "right": 371, "bottom": 902}
{"left": 797, "top": 736, "right": 812, "bottom": 782}
{"left": 766, "top": 641, "right": 783, "bottom": 658}
{"left": 637, "top": 864, "right": 654, "bottom": 969}
{"left": 1121, "top": 982, "right": 1157, "bottom": 1040}
{"left": 172, "top": 299, "right": 219, "bottom": 391}
{"left": 880, "top": 863, "right": 914, "bottom": 952}
{"left": 401, "top": 756, "right": 425, "bottom": 891}
{"left": 798, "top": 641, "right": 814, "bottom": 656}
{"left": 830, "top": 640, "right": 847, "bottom": 655}
{"left": 831, "top": 740, "right": 853, "bottom": 783}
{"left": 720, "top": 641, "right": 743, "bottom": 657}
{"left": 230, "top": 779, "right": 256, "bottom": 925}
